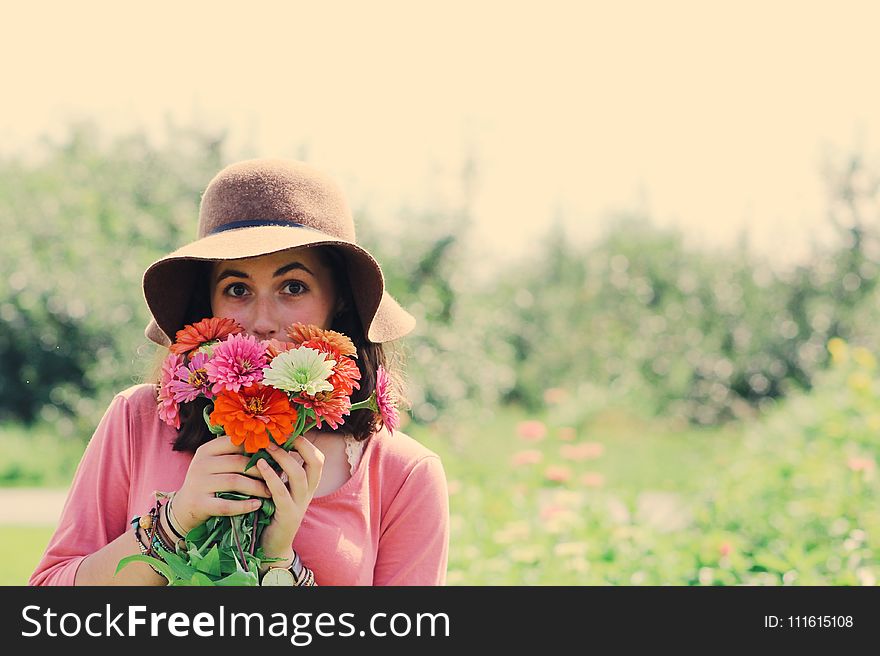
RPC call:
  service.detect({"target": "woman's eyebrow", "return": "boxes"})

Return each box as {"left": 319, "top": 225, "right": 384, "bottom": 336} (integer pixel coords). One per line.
{"left": 215, "top": 262, "right": 314, "bottom": 285}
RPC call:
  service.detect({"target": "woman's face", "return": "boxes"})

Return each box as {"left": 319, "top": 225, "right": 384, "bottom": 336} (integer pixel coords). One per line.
{"left": 210, "top": 248, "right": 339, "bottom": 341}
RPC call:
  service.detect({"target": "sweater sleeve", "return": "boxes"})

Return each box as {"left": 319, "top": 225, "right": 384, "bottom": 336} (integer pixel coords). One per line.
{"left": 29, "top": 393, "right": 134, "bottom": 586}
{"left": 373, "top": 455, "right": 449, "bottom": 586}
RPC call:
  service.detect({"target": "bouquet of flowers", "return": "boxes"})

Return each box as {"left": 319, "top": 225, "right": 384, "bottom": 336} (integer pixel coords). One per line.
{"left": 117, "top": 317, "right": 399, "bottom": 585}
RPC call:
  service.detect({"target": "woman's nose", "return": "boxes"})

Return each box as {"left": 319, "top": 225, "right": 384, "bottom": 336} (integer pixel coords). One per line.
{"left": 249, "top": 297, "right": 279, "bottom": 340}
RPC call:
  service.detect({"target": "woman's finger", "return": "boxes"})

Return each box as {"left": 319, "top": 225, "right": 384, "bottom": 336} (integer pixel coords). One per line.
{"left": 257, "top": 458, "right": 295, "bottom": 509}
{"left": 205, "top": 496, "right": 263, "bottom": 517}
{"left": 201, "top": 454, "right": 264, "bottom": 477}
{"left": 290, "top": 435, "right": 325, "bottom": 491}
{"left": 195, "top": 434, "right": 246, "bottom": 457}
{"left": 210, "top": 473, "right": 271, "bottom": 498}
{"left": 266, "top": 443, "right": 308, "bottom": 501}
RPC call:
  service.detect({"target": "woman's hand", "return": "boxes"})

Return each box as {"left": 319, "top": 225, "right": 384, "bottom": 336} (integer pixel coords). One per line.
{"left": 171, "top": 435, "right": 271, "bottom": 533}
{"left": 256, "top": 436, "right": 324, "bottom": 570}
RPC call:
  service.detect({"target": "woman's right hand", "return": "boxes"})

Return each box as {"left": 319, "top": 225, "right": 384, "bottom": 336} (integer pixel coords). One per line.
{"left": 170, "top": 435, "right": 271, "bottom": 533}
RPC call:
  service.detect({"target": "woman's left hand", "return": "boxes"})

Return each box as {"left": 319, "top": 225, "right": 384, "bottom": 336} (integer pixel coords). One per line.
{"left": 256, "top": 436, "right": 324, "bottom": 571}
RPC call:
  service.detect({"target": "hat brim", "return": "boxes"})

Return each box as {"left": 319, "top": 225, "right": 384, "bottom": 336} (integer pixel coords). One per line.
{"left": 142, "top": 225, "right": 415, "bottom": 345}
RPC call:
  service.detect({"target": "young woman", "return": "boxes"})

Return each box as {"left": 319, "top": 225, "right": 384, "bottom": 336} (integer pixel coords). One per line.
{"left": 29, "top": 158, "right": 449, "bottom": 586}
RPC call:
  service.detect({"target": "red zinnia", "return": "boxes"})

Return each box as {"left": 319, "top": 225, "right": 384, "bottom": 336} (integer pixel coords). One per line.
{"left": 209, "top": 384, "right": 297, "bottom": 453}
{"left": 297, "top": 389, "right": 352, "bottom": 430}
{"left": 171, "top": 317, "right": 245, "bottom": 357}
{"left": 328, "top": 356, "right": 361, "bottom": 396}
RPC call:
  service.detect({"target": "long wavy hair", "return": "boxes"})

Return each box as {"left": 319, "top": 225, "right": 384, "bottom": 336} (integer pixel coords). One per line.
{"left": 143, "top": 246, "right": 409, "bottom": 453}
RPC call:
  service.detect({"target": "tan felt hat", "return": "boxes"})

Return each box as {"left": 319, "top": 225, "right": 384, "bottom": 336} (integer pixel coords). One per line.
{"left": 143, "top": 158, "right": 415, "bottom": 346}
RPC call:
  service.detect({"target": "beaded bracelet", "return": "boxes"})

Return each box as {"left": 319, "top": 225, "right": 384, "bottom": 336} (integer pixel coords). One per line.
{"left": 135, "top": 499, "right": 176, "bottom": 555}
{"left": 130, "top": 516, "right": 167, "bottom": 577}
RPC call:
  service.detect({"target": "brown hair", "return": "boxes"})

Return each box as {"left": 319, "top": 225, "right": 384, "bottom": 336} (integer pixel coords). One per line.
{"left": 143, "top": 247, "right": 409, "bottom": 453}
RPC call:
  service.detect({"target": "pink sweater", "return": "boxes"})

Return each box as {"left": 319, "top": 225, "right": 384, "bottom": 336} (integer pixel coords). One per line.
{"left": 29, "top": 384, "right": 449, "bottom": 586}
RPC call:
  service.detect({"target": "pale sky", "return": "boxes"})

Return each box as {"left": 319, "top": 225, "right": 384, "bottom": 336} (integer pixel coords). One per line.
{"left": 3, "top": 1, "right": 880, "bottom": 272}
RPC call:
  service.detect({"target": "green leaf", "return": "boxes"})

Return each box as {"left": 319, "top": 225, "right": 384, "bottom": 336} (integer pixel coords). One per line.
{"left": 214, "top": 569, "right": 259, "bottom": 586}
{"left": 203, "top": 404, "right": 225, "bottom": 435}
{"left": 244, "top": 449, "right": 276, "bottom": 472}
{"left": 186, "top": 521, "right": 209, "bottom": 544}
{"left": 116, "top": 554, "right": 175, "bottom": 582}
{"left": 189, "top": 571, "right": 217, "bottom": 586}
{"left": 193, "top": 544, "right": 222, "bottom": 576}
{"left": 217, "top": 491, "right": 254, "bottom": 501}
{"left": 161, "top": 548, "right": 200, "bottom": 580}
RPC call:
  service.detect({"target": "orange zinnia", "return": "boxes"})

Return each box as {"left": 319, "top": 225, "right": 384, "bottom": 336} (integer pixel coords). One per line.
{"left": 286, "top": 323, "right": 357, "bottom": 358}
{"left": 209, "top": 384, "right": 297, "bottom": 453}
{"left": 171, "top": 317, "right": 245, "bottom": 356}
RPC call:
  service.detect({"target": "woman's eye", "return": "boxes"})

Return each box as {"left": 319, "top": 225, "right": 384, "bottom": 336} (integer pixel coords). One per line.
{"left": 226, "top": 283, "right": 248, "bottom": 297}
{"left": 284, "top": 281, "right": 308, "bottom": 295}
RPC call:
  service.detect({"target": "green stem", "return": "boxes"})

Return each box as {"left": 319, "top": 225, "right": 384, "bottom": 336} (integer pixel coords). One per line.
{"left": 282, "top": 421, "right": 317, "bottom": 450}
{"left": 195, "top": 523, "right": 224, "bottom": 556}
{"left": 229, "top": 517, "right": 248, "bottom": 570}
{"left": 249, "top": 510, "right": 258, "bottom": 556}
{"left": 350, "top": 397, "right": 377, "bottom": 413}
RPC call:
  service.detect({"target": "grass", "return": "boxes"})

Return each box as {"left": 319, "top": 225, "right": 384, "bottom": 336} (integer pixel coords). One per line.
{"left": 0, "top": 526, "right": 55, "bottom": 585}
{"left": 0, "top": 421, "right": 84, "bottom": 487}
{"left": 405, "top": 403, "right": 749, "bottom": 584}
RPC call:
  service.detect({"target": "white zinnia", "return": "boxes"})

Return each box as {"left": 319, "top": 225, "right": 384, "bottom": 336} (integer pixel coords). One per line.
{"left": 262, "top": 347, "right": 336, "bottom": 396}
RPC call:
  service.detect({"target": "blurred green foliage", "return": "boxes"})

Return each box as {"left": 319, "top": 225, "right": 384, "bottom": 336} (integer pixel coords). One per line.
{"left": 0, "top": 120, "right": 225, "bottom": 434}
{"left": 488, "top": 151, "right": 880, "bottom": 424}
{"left": 1, "top": 121, "right": 880, "bottom": 434}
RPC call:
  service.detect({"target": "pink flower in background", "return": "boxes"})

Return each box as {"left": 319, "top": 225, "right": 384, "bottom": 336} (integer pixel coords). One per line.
{"left": 543, "top": 387, "right": 568, "bottom": 405}
{"left": 544, "top": 465, "right": 572, "bottom": 483}
{"left": 580, "top": 472, "right": 605, "bottom": 488}
{"left": 517, "top": 420, "right": 547, "bottom": 442}
{"left": 157, "top": 353, "right": 184, "bottom": 429}
{"left": 205, "top": 333, "right": 268, "bottom": 394}
{"left": 167, "top": 351, "right": 213, "bottom": 403}
{"left": 719, "top": 542, "right": 732, "bottom": 558}
{"left": 560, "top": 442, "right": 604, "bottom": 461}
{"left": 511, "top": 450, "right": 543, "bottom": 467}
{"left": 847, "top": 457, "right": 876, "bottom": 473}
{"left": 557, "top": 427, "right": 577, "bottom": 441}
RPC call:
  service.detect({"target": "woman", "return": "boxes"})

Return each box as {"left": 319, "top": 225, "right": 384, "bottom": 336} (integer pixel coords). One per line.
{"left": 29, "top": 158, "right": 449, "bottom": 586}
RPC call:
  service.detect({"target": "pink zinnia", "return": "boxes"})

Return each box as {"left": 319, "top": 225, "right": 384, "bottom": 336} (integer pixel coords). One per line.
{"left": 157, "top": 352, "right": 183, "bottom": 429}
{"left": 544, "top": 465, "right": 572, "bottom": 483}
{"left": 374, "top": 365, "right": 400, "bottom": 434}
{"left": 517, "top": 420, "right": 547, "bottom": 442}
{"left": 167, "top": 351, "right": 214, "bottom": 403}
{"left": 205, "top": 333, "right": 268, "bottom": 394}
{"left": 511, "top": 450, "right": 543, "bottom": 467}
{"left": 559, "top": 442, "right": 604, "bottom": 461}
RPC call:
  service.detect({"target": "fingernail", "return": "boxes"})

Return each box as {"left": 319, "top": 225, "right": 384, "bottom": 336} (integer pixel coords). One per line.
{"left": 267, "top": 442, "right": 278, "bottom": 451}
{"left": 257, "top": 459, "right": 268, "bottom": 468}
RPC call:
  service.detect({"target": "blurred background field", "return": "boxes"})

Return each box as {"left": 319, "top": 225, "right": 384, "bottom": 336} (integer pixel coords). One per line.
{"left": 2, "top": 2, "right": 880, "bottom": 585}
